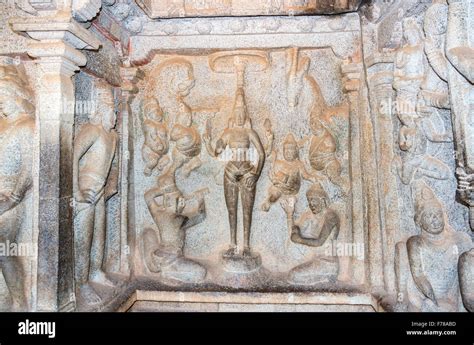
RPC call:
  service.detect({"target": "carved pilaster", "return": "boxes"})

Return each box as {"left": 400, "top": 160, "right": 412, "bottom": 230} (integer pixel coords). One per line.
{"left": 343, "top": 60, "right": 386, "bottom": 293}
{"left": 365, "top": 54, "right": 398, "bottom": 295}
{"left": 118, "top": 66, "right": 142, "bottom": 275}
{"left": 11, "top": 16, "right": 100, "bottom": 311}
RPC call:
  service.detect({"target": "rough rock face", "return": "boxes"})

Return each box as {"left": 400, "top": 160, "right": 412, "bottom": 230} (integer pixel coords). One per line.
{"left": 136, "top": 0, "right": 363, "bottom": 18}
{"left": 0, "top": 0, "right": 472, "bottom": 313}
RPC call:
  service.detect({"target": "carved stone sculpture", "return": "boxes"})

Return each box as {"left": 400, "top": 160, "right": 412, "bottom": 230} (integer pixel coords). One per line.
{"left": 0, "top": 63, "right": 35, "bottom": 311}
{"left": 284, "top": 48, "right": 351, "bottom": 198}
{"left": 143, "top": 57, "right": 208, "bottom": 283}
{"left": 444, "top": 0, "right": 474, "bottom": 230}
{"left": 288, "top": 183, "right": 341, "bottom": 285}
{"left": 204, "top": 87, "right": 266, "bottom": 260}
{"left": 459, "top": 249, "right": 474, "bottom": 312}
{"left": 143, "top": 166, "right": 208, "bottom": 284}
{"left": 261, "top": 133, "right": 314, "bottom": 231}
{"left": 395, "top": 181, "right": 472, "bottom": 312}
{"left": 141, "top": 97, "right": 169, "bottom": 177}
{"left": 391, "top": 18, "right": 452, "bottom": 185}
{"left": 73, "top": 83, "right": 118, "bottom": 307}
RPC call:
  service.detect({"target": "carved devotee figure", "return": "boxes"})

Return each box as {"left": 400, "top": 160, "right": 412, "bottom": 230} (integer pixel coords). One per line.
{"left": 391, "top": 115, "right": 452, "bottom": 185}
{"left": 286, "top": 51, "right": 349, "bottom": 194}
{"left": 420, "top": 0, "right": 450, "bottom": 111}
{"left": 0, "top": 64, "right": 35, "bottom": 311}
{"left": 393, "top": 18, "right": 425, "bottom": 124}
{"left": 391, "top": 16, "right": 451, "bottom": 185}
{"left": 458, "top": 249, "right": 474, "bottom": 312}
{"left": 141, "top": 97, "right": 169, "bottom": 176}
{"left": 288, "top": 183, "right": 341, "bottom": 284}
{"left": 261, "top": 133, "right": 314, "bottom": 227}
{"left": 394, "top": 181, "right": 472, "bottom": 312}
{"left": 154, "top": 58, "right": 202, "bottom": 179}
{"left": 73, "top": 85, "right": 118, "bottom": 306}
{"left": 308, "top": 115, "right": 349, "bottom": 193}
{"left": 143, "top": 57, "right": 207, "bottom": 283}
{"left": 203, "top": 87, "right": 266, "bottom": 257}
{"left": 143, "top": 157, "right": 208, "bottom": 283}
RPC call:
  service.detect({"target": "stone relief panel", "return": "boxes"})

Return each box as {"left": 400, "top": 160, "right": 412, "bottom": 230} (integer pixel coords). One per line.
{"left": 0, "top": 58, "right": 36, "bottom": 311}
{"left": 131, "top": 44, "right": 357, "bottom": 291}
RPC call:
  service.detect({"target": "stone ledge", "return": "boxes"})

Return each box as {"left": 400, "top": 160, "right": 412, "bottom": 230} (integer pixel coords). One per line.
{"left": 118, "top": 290, "right": 382, "bottom": 312}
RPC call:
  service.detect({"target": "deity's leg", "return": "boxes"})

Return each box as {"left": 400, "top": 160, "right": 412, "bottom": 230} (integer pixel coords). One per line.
{"left": 74, "top": 202, "right": 102, "bottom": 306}
{"left": 74, "top": 202, "right": 95, "bottom": 286}
{"left": 1, "top": 255, "right": 28, "bottom": 311}
{"left": 0, "top": 206, "right": 28, "bottom": 311}
{"left": 241, "top": 180, "right": 257, "bottom": 252}
{"left": 224, "top": 171, "right": 239, "bottom": 250}
{"left": 89, "top": 195, "right": 114, "bottom": 287}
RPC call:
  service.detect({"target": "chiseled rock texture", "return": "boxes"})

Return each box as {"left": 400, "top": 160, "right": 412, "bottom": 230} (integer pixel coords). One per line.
{"left": 0, "top": 0, "right": 472, "bottom": 312}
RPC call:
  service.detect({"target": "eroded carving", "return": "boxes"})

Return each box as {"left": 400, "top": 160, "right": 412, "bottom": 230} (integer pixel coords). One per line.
{"left": 288, "top": 183, "right": 341, "bottom": 285}
{"left": 141, "top": 97, "right": 169, "bottom": 177}
{"left": 459, "top": 249, "right": 474, "bottom": 312}
{"left": 0, "top": 62, "right": 35, "bottom": 311}
{"left": 394, "top": 181, "right": 472, "bottom": 312}
{"left": 73, "top": 82, "right": 118, "bottom": 308}
{"left": 391, "top": 18, "right": 452, "bottom": 185}
{"left": 143, "top": 58, "right": 208, "bottom": 283}
{"left": 261, "top": 133, "right": 315, "bottom": 231}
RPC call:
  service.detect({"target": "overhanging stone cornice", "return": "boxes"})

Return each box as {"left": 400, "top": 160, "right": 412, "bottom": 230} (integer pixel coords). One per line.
{"left": 10, "top": 15, "right": 101, "bottom": 50}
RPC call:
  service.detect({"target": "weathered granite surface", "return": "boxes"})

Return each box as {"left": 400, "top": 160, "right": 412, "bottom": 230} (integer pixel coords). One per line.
{"left": 0, "top": 0, "right": 471, "bottom": 312}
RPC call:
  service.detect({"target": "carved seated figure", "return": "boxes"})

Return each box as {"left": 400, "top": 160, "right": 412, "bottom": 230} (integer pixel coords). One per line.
{"left": 395, "top": 181, "right": 473, "bottom": 312}
{"left": 261, "top": 133, "right": 314, "bottom": 221}
{"left": 141, "top": 97, "right": 169, "bottom": 176}
{"left": 459, "top": 249, "right": 474, "bottom": 312}
{"left": 0, "top": 64, "right": 35, "bottom": 311}
{"left": 288, "top": 183, "right": 341, "bottom": 285}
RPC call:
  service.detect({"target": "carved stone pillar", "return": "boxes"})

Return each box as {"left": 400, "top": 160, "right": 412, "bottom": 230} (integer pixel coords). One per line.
{"left": 118, "top": 66, "right": 142, "bottom": 275}
{"left": 11, "top": 18, "right": 100, "bottom": 311}
{"left": 366, "top": 55, "right": 398, "bottom": 294}
{"left": 343, "top": 60, "right": 385, "bottom": 292}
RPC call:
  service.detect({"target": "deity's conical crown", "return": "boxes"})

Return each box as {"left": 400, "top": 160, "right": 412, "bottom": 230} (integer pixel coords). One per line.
{"left": 283, "top": 133, "right": 297, "bottom": 148}
{"left": 306, "top": 182, "right": 328, "bottom": 200}
{"left": 413, "top": 180, "right": 443, "bottom": 222}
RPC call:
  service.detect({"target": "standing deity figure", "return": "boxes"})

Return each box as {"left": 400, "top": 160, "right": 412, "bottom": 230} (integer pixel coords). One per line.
{"left": 204, "top": 87, "right": 266, "bottom": 257}
{"left": 141, "top": 97, "right": 169, "bottom": 177}
{"left": 73, "top": 84, "right": 118, "bottom": 307}
{"left": 288, "top": 183, "right": 341, "bottom": 284}
{"left": 395, "top": 181, "right": 472, "bottom": 312}
{"left": 261, "top": 133, "right": 314, "bottom": 228}
{"left": 0, "top": 63, "right": 35, "bottom": 311}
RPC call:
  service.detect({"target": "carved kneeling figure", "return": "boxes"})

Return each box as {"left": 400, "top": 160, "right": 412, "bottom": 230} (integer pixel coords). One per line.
{"left": 144, "top": 172, "right": 207, "bottom": 284}
{"left": 288, "top": 183, "right": 341, "bottom": 284}
{"left": 395, "top": 181, "right": 472, "bottom": 312}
